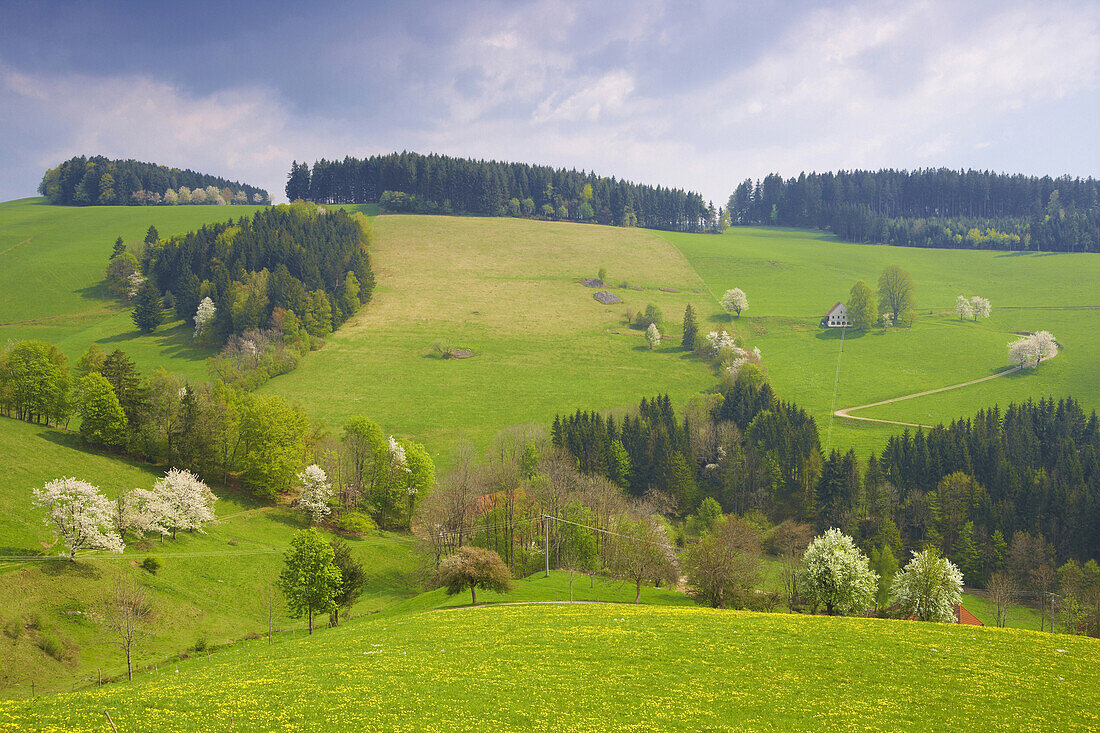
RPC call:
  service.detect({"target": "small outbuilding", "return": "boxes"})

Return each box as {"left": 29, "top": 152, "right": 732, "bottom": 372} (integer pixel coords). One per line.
{"left": 820, "top": 302, "right": 851, "bottom": 328}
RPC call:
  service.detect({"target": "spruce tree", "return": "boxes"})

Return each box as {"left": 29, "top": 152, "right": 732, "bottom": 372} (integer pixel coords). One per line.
{"left": 131, "top": 280, "right": 164, "bottom": 333}
{"left": 111, "top": 236, "right": 126, "bottom": 259}
{"left": 681, "top": 304, "right": 698, "bottom": 350}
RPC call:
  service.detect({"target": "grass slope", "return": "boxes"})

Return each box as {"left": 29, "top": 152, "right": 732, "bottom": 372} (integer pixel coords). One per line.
{"left": 662, "top": 227, "right": 1100, "bottom": 456}
{"left": 0, "top": 198, "right": 266, "bottom": 381}
{"left": 4, "top": 599, "right": 1096, "bottom": 731}
{"left": 261, "top": 215, "right": 719, "bottom": 458}
{"left": 0, "top": 418, "right": 421, "bottom": 696}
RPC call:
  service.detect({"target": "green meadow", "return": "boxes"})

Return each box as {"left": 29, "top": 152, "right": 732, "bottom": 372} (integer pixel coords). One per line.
{"left": 661, "top": 227, "right": 1100, "bottom": 456}
{"left": 259, "top": 214, "right": 719, "bottom": 458}
{"left": 0, "top": 198, "right": 266, "bottom": 382}
{"left": 3, "top": 595, "right": 1096, "bottom": 732}
{"left": 0, "top": 417, "right": 421, "bottom": 697}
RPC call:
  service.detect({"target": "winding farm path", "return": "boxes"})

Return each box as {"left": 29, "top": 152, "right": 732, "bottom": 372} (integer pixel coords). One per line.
{"left": 833, "top": 352, "right": 1056, "bottom": 428}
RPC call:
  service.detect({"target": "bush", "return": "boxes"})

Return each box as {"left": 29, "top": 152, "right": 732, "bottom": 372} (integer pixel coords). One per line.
{"left": 37, "top": 633, "right": 64, "bottom": 661}
{"left": 141, "top": 557, "right": 161, "bottom": 574}
{"left": 4, "top": 618, "right": 23, "bottom": 641}
{"left": 193, "top": 636, "right": 207, "bottom": 653}
{"left": 333, "top": 511, "right": 377, "bottom": 535}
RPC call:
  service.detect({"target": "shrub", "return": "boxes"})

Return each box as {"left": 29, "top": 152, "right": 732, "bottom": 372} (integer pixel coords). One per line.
{"left": 37, "top": 633, "right": 64, "bottom": 661}
{"left": 193, "top": 636, "right": 207, "bottom": 653}
{"left": 334, "top": 511, "right": 377, "bottom": 535}
{"left": 141, "top": 557, "right": 161, "bottom": 574}
{"left": 4, "top": 618, "right": 23, "bottom": 641}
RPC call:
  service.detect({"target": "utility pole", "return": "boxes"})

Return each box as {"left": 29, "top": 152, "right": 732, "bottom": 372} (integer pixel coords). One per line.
{"left": 544, "top": 514, "right": 550, "bottom": 577}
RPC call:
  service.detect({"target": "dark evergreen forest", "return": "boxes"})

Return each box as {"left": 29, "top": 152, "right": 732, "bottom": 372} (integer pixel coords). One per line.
{"left": 147, "top": 203, "right": 374, "bottom": 342}
{"left": 40, "top": 155, "right": 270, "bottom": 206}
{"left": 286, "top": 151, "right": 717, "bottom": 232}
{"left": 728, "top": 169, "right": 1099, "bottom": 252}
{"left": 553, "top": 387, "right": 1100, "bottom": 583}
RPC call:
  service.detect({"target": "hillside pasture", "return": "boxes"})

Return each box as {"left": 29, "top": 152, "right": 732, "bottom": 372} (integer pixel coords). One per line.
{"left": 661, "top": 227, "right": 1100, "bottom": 456}
{"left": 0, "top": 198, "right": 266, "bottom": 381}
{"left": 3, "top": 601, "right": 1096, "bottom": 731}
{"left": 260, "top": 215, "right": 719, "bottom": 458}
{"left": 0, "top": 417, "right": 421, "bottom": 696}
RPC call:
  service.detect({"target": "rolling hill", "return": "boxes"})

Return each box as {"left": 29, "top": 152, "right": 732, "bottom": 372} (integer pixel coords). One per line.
{"left": 2, "top": 588, "right": 1096, "bottom": 731}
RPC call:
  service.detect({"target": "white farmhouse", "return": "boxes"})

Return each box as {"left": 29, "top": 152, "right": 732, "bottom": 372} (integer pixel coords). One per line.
{"left": 820, "top": 302, "right": 851, "bottom": 328}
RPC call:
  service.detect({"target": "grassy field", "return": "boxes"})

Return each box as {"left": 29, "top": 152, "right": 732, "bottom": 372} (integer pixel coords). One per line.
{"left": 3, "top": 595, "right": 1096, "bottom": 731}
{"left": 661, "top": 227, "right": 1100, "bottom": 457}
{"left": 0, "top": 198, "right": 267, "bottom": 381}
{"left": 0, "top": 417, "right": 422, "bottom": 697}
{"left": 260, "top": 215, "right": 719, "bottom": 458}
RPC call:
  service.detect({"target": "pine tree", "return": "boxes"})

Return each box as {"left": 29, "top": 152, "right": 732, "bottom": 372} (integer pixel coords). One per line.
{"left": 144, "top": 225, "right": 159, "bottom": 245}
{"left": 131, "top": 280, "right": 164, "bottom": 333}
{"left": 111, "top": 236, "right": 126, "bottom": 259}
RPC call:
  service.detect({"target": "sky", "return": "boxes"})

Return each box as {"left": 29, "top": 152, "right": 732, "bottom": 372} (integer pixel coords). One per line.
{"left": 1, "top": 0, "right": 1097, "bottom": 204}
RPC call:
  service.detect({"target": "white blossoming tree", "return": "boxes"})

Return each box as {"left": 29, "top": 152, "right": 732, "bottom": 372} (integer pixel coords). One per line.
{"left": 124, "top": 488, "right": 173, "bottom": 538}
{"left": 704, "top": 330, "right": 740, "bottom": 358}
{"left": 1009, "top": 330, "right": 1058, "bottom": 368}
{"left": 151, "top": 468, "right": 217, "bottom": 539}
{"left": 957, "top": 295, "right": 991, "bottom": 320}
{"left": 193, "top": 297, "right": 216, "bottom": 340}
{"left": 33, "top": 478, "right": 125, "bottom": 559}
{"left": 720, "top": 288, "right": 748, "bottom": 318}
{"left": 798, "top": 528, "right": 878, "bottom": 615}
{"left": 889, "top": 548, "right": 963, "bottom": 622}
{"left": 297, "top": 464, "right": 334, "bottom": 524}
{"left": 645, "top": 322, "right": 661, "bottom": 350}
{"left": 955, "top": 295, "right": 974, "bottom": 319}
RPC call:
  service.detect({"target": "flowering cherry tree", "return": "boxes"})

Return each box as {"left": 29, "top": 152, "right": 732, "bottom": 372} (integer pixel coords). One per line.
{"left": 1008, "top": 330, "right": 1058, "bottom": 368}
{"left": 720, "top": 288, "right": 748, "bottom": 317}
{"left": 645, "top": 322, "right": 661, "bottom": 350}
{"left": 33, "top": 478, "right": 125, "bottom": 559}
{"left": 798, "top": 529, "right": 878, "bottom": 615}
{"left": 297, "top": 464, "right": 334, "bottom": 524}
{"left": 193, "top": 297, "right": 216, "bottom": 339}
{"left": 889, "top": 548, "right": 963, "bottom": 622}
{"left": 956, "top": 295, "right": 991, "bottom": 320}
{"left": 152, "top": 468, "right": 217, "bottom": 538}
{"left": 954, "top": 295, "right": 974, "bottom": 319}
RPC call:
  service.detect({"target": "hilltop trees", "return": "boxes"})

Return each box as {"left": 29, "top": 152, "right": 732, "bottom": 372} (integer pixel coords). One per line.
{"left": 438, "top": 545, "right": 513, "bottom": 605}
{"left": 877, "top": 266, "right": 914, "bottom": 327}
{"left": 720, "top": 288, "right": 748, "bottom": 318}
{"left": 798, "top": 529, "right": 878, "bottom": 615}
{"left": 39, "top": 155, "right": 268, "bottom": 206}
{"left": 846, "top": 281, "right": 876, "bottom": 331}
{"left": 32, "top": 478, "right": 125, "bottom": 559}
{"left": 288, "top": 151, "right": 711, "bottom": 232}
{"left": 279, "top": 529, "right": 342, "bottom": 634}
{"left": 890, "top": 549, "right": 964, "bottom": 622}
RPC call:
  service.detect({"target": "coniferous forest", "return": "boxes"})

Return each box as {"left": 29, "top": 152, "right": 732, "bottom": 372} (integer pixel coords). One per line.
{"left": 286, "top": 151, "right": 717, "bottom": 232}
{"left": 727, "top": 169, "right": 1100, "bottom": 252}
{"left": 39, "top": 155, "right": 270, "bottom": 206}
{"left": 146, "top": 203, "right": 374, "bottom": 344}
{"left": 553, "top": 386, "right": 1100, "bottom": 582}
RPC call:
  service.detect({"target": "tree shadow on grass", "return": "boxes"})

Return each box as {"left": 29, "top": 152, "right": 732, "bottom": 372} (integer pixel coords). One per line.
{"left": 40, "top": 558, "right": 101, "bottom": 579}
{"left": 814, "top": 328, "right": 873, "bottom": 340}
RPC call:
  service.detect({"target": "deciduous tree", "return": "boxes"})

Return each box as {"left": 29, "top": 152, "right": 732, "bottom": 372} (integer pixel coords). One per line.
{"left": 847, "top": 280, "right": 876, "bottom": 331}
{"left": 99, "top": 577, "right": 151, "bottom": 681}
{"left": 32, "top": 478, "right": 124, "bottom": 559}
{"left": 438, "top": 545, "right": 512, "bottom": 605}
{"left": 298, "top": 464, "right": 334, "bottom": 524}
{"left": 877, "top": 266, "right": 914, "bottom": 326}
{"left": 278, "top": 529, "right": 342, "bottom": 634}
{"left": 720, "top": 288, "right": 748, "bottom": 317}
{"left": 889, "top": 548, "right": 963, "bottom": 622}
{"left": 798, "top": 528, "right": 877, "bottom": 615}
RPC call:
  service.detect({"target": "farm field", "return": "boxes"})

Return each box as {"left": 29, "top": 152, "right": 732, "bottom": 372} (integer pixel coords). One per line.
{"left": 662, "top": 227, "right": 1100, "bottom": 457}
{"left": 3, "top": 599, "right": 1096, "bottom": 731}
{"left": 260, "top": 214, "right": 719, "bottom": 458}
{"left": 0, "top": 417, "right": 421, "bottom": 697}
{"left": 0, "top": 198, "right": 266, "bottom": 382}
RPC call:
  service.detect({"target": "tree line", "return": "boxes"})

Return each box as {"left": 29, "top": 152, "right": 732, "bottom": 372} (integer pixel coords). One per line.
{"left": 286, "top": 151, "right": 720, "bottom": 232}
{"left": 39, "top": 156, "right": 269, "bottom": 206}
{"left": 549, "top": 382, "right": 1100, "bottom": 585}
{"left": 1, "top": 340, "right": 432, "bottom": 530}
{"left": 728, "top": 169, "right": 1100, "bottom": 252}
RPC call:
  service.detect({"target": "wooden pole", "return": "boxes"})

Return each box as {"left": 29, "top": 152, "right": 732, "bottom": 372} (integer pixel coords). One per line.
{"left": 104, "top": 711, "right": 119, "bottom": 733}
